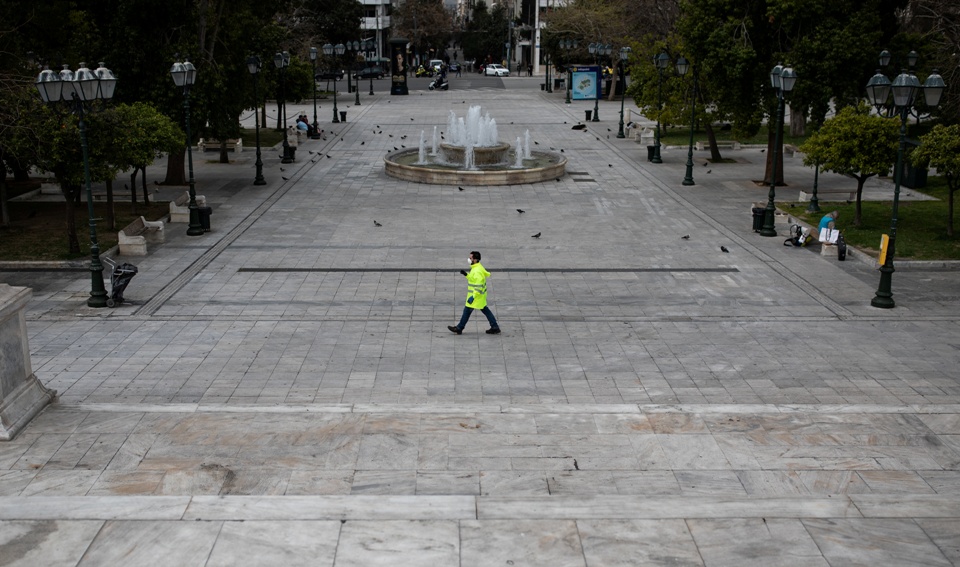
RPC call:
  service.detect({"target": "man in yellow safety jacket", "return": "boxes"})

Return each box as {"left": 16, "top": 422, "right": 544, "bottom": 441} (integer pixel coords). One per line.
{"left": 448, "top": 250, "right": 501, "bottom": 335}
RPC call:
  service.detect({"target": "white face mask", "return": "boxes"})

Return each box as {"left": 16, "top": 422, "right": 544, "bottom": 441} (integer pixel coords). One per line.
{"left": 468, "top": 257, "right": 474, "bottom": 265}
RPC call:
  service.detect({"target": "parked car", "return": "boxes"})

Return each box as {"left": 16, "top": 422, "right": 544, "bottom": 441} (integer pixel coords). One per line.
{"left": 484, "top": 64, "right": 509, "bottom": 77}
{"left": 354, "top": 65, "right": 385, "bottom": 80}
{"left": 315, "top": 70, "right": 344, "bottom": 81}
{"left": 448, "top": 61, "right": 460, "bottom": 73}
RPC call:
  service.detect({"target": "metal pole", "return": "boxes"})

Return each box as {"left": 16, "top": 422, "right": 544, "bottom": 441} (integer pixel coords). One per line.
{"left": 311, "top": 57, "right": 320, "bottom": 139}
{"left": 652, "top": 67, "right": 663, "bottom": 163}
{"left": 75, "top": 97, "right": 108, "bottom": 307}
{"left": 682, "top": 67, "right": 698, "bottom": 186}
{"left": 871, "top": 106, "right": 908, "bottom": 308}
{"left": 332, "top": 74, "right": 340, "bottom": 123}
{"left": 280, "top": 62, "right": 292, "bottom": 163}
{"left": 760, "top": 91, "right": 784, "bottom": 236}
{"left": 806, "top": 164, "right": 820, "bottom": 212}
{"left": 617, "top": 60, "right": 626, "bottom": 138}
{"left": 183, "top": 91, "right": 204, "bottom": 236}
{"left": 592, "top": 50, "right": 600, "bottom": 122}
{"left": 253, "top": 72, "right": 266, "bottom": 185}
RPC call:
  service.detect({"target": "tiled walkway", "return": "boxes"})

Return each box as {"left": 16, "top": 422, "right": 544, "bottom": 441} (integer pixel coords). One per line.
{"left": 1, "top": 85, "right": 958, "bottom": 565}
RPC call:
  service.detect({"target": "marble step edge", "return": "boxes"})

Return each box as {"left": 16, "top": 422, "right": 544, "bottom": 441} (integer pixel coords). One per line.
{"left": 1, "top": 494, "right": 957, "bottom": 522}
{"left": 47, "top": 402, "right": 960, "bottom": 416}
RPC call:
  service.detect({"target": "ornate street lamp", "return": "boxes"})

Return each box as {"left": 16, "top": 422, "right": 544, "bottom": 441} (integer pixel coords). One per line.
{"left": 35, "top": 61, "right": 116, "bottom": 307}
{"left": 246, "top": 56, "right": 266, "bottom": 185}
{"left": 587, "top": 42, "right": 611, "bottom": 122}
{"left": 616, "top": 47, "right": 631, "bottom": 138}
{"left": 676, "top": 56, "right": 699, "bottom": 186}
{"left": 273, "top": 51, "right": 292, "bottom": 163}
{"left": 807, "top": 164, "right": 821, "bottom": 213}
{"left": 759, "top": 63, "right": 797, "bottom": 237}
{"left": 365, "top": 40, "right": 375, "bottom": 96}
{"left": 560, "top": 39, "right": 577, "bottom": 104}
{"left": 349, "top": 41, "right": 362, "bottom": 106}
{"left": 323, "top": 43, "right": 345, "bottom": 123}
{"left": 170, "top": 58, "right": 205, "bottom": 237}
{"left": 651, "top": 51, "right": 671, "bottom": 164}
{"left": 308, "top": 47, "right": 321, "bottom": 139}
{"left": 866, "top": 53, "right": 944, "bottom": 308}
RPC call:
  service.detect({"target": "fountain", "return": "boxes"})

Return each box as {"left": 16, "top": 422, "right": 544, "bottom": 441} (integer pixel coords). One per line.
{"left": 384, "top": 105, "right": 566, "bottom": 186}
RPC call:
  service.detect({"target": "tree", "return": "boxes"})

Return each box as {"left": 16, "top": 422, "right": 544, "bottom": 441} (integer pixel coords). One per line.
{"left": 109, "top": 103, "right": 184, "bottom": 212}
{"left": 675, "top": 0, "right": 906, "bottom": 175}
{"left": 903, "top": 0, "right": 960, "bottom": 124}
{"left": 461, "top": 1, "right": 509, "bottom": 66}
{"left": 799, "top": 104, "right": 899, "bottom": 227}
{"left": 392, "top": 0, "right": 453, "bottom": 64}
{"left": 912, "top": 124, "right": 960, "bottom": 235}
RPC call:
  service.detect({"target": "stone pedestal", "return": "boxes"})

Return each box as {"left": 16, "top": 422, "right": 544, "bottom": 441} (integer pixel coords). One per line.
{"left": 0, "top": 285, "right": 56, "bottom": 441}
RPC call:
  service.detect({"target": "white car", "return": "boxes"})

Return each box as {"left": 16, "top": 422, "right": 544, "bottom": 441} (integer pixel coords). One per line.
{"left": 484, "top": 64, "right": 510, "bottom": 77}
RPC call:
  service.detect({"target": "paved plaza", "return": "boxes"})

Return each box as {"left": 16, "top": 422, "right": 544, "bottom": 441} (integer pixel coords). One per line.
{"left": 1, "top": 79, "right": 959, "bottom": 565}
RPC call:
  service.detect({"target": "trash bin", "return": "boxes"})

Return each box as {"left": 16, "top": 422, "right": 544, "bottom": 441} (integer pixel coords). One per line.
{"left": 540, "top": 84, "right": 545, "bottom": 91}
{"left": 903, "top": 162, "right": 928, "bottom": 188}
{"left": 554, "top": 78, "right": 563, "bottom": 89}
{"left": 752, "top": 207, "right": 765, "bottom": 232}
{"left": 647, "top": 145, "right": 656, "bottom": 162}
{"left": 284, "top": 145, "right": 296, "bottom": 162}
{"left": 198, "top": 206, "right": 212, "bottom": 232}
{"left": 339, "top": 111, "right": 347, "bottom": 123}
{"left": 585, "top": 110, "right": 592, "bottom": 121}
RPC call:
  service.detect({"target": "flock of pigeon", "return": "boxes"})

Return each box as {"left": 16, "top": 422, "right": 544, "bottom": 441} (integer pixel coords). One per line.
{"left": 277, "top": 119, "right": 732, "bottom": 254}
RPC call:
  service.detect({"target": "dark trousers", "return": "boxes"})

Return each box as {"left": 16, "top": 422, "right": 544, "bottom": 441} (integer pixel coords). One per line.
{"left": 457, "top": 305, "right": 498, "bottom": 330}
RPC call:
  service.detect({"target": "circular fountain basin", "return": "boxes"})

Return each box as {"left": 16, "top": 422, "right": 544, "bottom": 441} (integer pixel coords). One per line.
{"left": 384, "top": 149, "right": 567, "bottom": 186}
{"left": 440, "top": 142, "right": 511, "bottom": 166}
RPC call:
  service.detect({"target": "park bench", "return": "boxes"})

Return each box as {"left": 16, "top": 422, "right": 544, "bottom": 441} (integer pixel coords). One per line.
{"left": 169, "top": 191, "right": 207, "bottom": 223}
{"left": 695, "top": 140, "right": 741, "bottom": 151}
{"left": 798, "top": 189, "right": 856, "bottom": 203}
{"left": 198, "top": 138, "right": 242, "bottom": 153}
{"left": 118, "top": 216, "right": 164, "bottom": 256}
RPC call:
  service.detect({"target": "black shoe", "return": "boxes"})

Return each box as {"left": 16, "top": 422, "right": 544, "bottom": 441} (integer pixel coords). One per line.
{"left": 486, "top": 328, "right": 501, "bottom": 334}
{"left": 448, "top": 326, "right": 462, "bottom": 335}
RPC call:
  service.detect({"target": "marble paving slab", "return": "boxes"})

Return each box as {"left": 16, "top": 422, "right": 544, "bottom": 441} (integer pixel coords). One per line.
{"left": 183, "top": 494, "right": 476, "bottom": 520}
{"left": 0, "top": 520, "right": 104, "bottom": 567}
{"left": 477, "top": 495, "right": 861, "bottom": 519}
{"left": 0, "top": 496, "right": 190, "bottom": 520}
{"left": 206, "top": 520, "right": 341, "bottom": 567}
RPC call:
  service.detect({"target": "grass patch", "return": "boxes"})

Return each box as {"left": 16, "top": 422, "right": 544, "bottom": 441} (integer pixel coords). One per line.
{"left": 239, "top": 127, "right": 284, "bottom": 148}
{"left": 782, "top": 176, "right": 960, "bottom": 261}
{"left": 659, "top": 122, "right": 813, "bottom": 147}
{"left": 0, "top": 194, "right": 170, "bottom": 261}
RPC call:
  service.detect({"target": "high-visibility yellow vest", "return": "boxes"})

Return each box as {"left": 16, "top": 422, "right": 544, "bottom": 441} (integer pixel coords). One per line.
{"left": 464, "top": 262, "right": 490, "bottom": 309}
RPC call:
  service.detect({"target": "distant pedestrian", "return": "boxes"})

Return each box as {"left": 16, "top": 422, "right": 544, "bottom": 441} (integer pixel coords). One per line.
{"left": 448, "top": 250, "right": 500, "bottom": 335}
{"left": 528, "top": 64, "right": 532, "bottom": 77}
